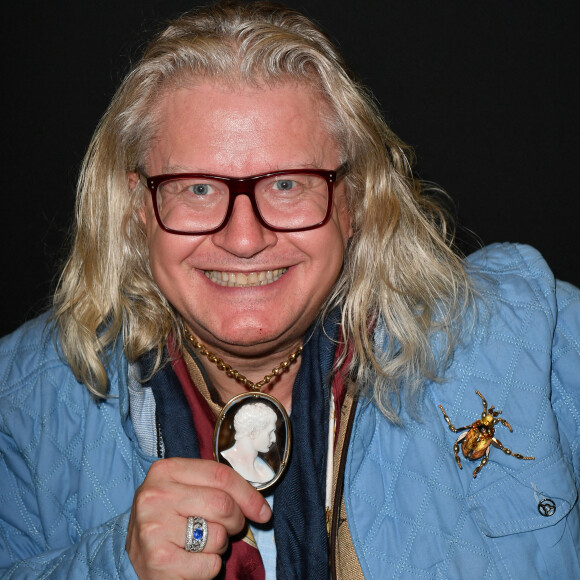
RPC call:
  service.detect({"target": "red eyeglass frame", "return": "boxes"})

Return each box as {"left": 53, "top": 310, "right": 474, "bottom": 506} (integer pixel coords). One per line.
{"left": 136, "top": 164, "right": 348, "bottom": 235}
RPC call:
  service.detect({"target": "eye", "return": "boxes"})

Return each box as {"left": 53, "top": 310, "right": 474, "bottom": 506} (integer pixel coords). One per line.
{"left": 272, "top": 179, "right": 297, "bottom": 191}
{"left": 188, "top": 183, "right": 214, "bottom": 196}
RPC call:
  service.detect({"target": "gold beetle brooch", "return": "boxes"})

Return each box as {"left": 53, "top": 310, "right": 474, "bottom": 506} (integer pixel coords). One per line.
{"left": 439, "top": 390, "right": 534, "bottom": 478}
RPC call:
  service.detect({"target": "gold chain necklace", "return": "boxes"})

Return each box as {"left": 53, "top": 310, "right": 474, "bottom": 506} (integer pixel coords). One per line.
{"left": 183, "top": 331, "right": 301, "bottom": 491}
{"left": 184, "top": 331, "right": 303, "bottom": 391}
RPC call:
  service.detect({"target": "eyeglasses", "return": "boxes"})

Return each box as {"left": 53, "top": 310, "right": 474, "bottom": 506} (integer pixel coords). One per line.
{"left": 137, "top": 164, "right": 348, "bottom": 235}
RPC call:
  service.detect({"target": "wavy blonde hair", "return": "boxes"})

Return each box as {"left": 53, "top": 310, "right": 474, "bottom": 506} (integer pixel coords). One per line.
{"left": 53, "top": 1, "right": 473, "bottom": 419}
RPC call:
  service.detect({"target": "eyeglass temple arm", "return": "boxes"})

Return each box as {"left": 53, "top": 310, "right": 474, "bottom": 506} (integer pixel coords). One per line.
{"left": 134, "top": 168, "right": 150, "bottom": 188}
{"left": 335, "top": 162, "right": 349, "bottom": 181}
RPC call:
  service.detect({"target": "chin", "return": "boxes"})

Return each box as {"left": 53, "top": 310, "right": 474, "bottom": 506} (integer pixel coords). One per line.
{"left": 199, "top": 320, "right": 302, "bottom": 356}
{"left": 209, "top": 311, "right": 298, "bottom": 343}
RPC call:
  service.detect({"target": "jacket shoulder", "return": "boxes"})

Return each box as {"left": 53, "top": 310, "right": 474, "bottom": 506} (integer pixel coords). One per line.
{"left": 466, "top": 243, "right": 562, "bottom": 315}
{"left": 0, "top": 313, "right": 65, "bottom": 396}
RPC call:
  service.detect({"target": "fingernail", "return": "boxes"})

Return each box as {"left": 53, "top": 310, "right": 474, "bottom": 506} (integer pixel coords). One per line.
{"left": 259, "top": 502, "right": 272, "bottom": 521}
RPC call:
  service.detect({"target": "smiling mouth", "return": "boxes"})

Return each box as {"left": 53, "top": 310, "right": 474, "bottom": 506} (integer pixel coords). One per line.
{"left": 204, "top": 268, "right": 288, "bottom": 287}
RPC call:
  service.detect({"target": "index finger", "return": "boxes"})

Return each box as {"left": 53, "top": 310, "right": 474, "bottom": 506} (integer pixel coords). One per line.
{"left": 150, "top": 457, "right": 272, "bottom": 523}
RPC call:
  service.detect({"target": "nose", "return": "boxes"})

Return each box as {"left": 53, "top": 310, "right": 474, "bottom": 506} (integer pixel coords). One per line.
{"left": 211, "top": 194, "right": 277, "bottom": 258}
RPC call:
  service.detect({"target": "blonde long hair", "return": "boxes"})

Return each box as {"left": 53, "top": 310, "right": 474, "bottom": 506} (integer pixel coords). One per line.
{"left": 53, "top": 1, "right": 473, "bottom": 419}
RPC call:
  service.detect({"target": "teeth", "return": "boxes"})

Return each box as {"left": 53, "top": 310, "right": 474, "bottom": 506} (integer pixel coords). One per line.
{"left": 205, "top": 268, "right": 287, "bottom": 287}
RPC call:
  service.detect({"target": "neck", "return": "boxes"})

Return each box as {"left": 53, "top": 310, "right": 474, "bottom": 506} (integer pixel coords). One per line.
{"left": 185, "top": 335, "right": 302, "bottom": 411}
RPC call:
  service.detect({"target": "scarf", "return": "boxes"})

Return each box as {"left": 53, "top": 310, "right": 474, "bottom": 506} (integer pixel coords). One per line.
{"left": 146, "top": 310, "right": 340, "bottom": 579}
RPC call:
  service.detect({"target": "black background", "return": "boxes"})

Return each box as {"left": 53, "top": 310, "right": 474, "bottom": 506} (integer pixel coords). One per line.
{"left": 2, "top": 1, "right": 578, "bottom": 337}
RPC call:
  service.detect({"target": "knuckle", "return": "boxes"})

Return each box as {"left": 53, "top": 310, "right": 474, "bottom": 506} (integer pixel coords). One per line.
{"left": 134, "top": 484, "right": 164, "bottom": 511}
{"left": 136, "top": 519, "right": 163, "bottom": 544}
{"left": 186, "top": 554, "right": 222, "bottom": 580}
{"left": 210, "top": 490, "right": 237, "bottom": 519}
{"left": 212, "top": 525, "right": 229, "bottom": 553}
{"left": 205, "top": 553, "right": 223, "bottom": 578}
{"left": 147, "top": 457, "right": 173, "bottom": 479}
{"left": 210, "top": 554, "right": 222, "bottom": 578}
{"left": 211, "top": 462, "right": 237, "bottom": 488}
{"left": 147, "top": 544, "right": 174, "bottom": 569}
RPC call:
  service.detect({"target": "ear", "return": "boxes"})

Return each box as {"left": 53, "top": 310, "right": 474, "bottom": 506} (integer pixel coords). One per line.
{"left": 335, "top": 183, "right": 354, "bottom": 245}
{"left": 127, "top": 171, "right": 140, "bottom": 190}
{"left": 341, "top": 206, "right": 354, "bottom": 246}
{"left": 345, "top": 215, "right": 354, "bottom": 243}
{"left": 127, "top": 171, "right": 148, "bottom": 225}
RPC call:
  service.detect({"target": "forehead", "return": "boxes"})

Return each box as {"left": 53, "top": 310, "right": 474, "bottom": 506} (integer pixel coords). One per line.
{"left": 148, "top": 79, "right": 340, "bottom": 174}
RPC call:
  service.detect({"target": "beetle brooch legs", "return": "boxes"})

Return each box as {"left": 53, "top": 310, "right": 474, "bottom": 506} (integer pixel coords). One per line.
{"left": 439, "top": 390, "right": 534, "bottom": 478}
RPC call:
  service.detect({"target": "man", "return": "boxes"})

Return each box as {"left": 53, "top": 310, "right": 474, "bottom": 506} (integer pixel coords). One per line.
{"left": 1, "top": 2, "right": 578, "bottom": 579}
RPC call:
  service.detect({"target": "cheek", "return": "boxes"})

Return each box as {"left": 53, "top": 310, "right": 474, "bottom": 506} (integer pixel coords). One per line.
{"left": 146, "top": 230, "right": 204, "bottom": 297}
{"left": 295, "top": 229, "right": 345, "bottom": 288}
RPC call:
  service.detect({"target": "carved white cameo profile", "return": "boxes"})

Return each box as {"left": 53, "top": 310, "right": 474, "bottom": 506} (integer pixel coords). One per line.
{"left": 214, "top": 392, "right": 290, "bottom": 490}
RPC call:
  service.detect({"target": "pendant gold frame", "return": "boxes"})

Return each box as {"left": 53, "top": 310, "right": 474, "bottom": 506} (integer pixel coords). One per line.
{"left": 213, "top": 392, "right": 291, "bottom": 491}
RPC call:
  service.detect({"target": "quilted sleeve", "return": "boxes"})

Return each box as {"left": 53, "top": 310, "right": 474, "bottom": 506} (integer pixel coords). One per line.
{"left": 0, "top": 315, "right": 146, "bottom": 578}
{"left": 551, "top": 279, "right": 580, "bottom": 489}
{"left": 0, "top": 424, "right": 138, "bottom": 579}
{"left": 0, "top": 509, "right": 138, "bottom": 579}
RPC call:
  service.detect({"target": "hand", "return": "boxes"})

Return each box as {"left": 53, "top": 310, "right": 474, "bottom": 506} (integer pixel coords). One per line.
{"left": 126, "top": 457, "right": 271, "bottom": 579}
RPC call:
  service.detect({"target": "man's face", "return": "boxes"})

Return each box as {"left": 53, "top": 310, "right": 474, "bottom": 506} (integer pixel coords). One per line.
{"left": 252, "top": 420, "right": 277, "bottom": 454}
{"left": 139, "top": 80, "right": 352, "bottom": 359}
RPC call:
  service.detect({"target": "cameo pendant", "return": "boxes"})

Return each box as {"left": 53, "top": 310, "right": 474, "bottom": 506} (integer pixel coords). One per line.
{"left": 214, "top": 392, "right": 291, "bottom": 491}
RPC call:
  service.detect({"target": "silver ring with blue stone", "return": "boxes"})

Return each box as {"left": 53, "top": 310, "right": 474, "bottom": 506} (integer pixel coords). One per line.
{"left": 185, "top": 516, "right": 208, "bottom": 552}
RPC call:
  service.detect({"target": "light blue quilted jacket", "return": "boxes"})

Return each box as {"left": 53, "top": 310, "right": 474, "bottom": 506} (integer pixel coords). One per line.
{"left": 1, "top": 243, "right": 579, "bottom": 578}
